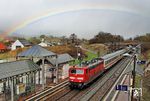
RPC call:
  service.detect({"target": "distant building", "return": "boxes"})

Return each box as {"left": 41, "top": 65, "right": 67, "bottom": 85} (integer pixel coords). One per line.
{"left": 0, "top": 42, "right": 7, "bottom": 53}
{"left": 11, "top": 39, "right": 31, "bottom": 50}
{"left": 38, "top": 42, "right": 48, "bottom": 47}
{"left": 38, "top": 39, "right": 53, "bottom": 47}
{"left": 38, "top": 42, "right": 53, "bottom": 47}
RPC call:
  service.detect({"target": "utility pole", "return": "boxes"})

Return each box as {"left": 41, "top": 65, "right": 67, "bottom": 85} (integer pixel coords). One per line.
{"left": 55, "top": 55, "right": 58, "bottom": 84}
{"left": 42, "top": 58, "right": 45, "bottom": 89}
{"left": 11, "top": 78, "right": 14, "bottom": 101}
{"left": 131, "top": 55, "right": 136, "bottom": 101}
{"left": 76, "top": 39, "right": 79, "bottom": 60}
{"left": 77, "top": 45, "right": 79, "bottom": 60}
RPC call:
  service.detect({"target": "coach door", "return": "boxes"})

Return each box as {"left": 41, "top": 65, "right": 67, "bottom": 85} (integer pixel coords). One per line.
{"left": 85, "top": 69, "right": 90, "bottom": 81}
{"left": 89, "top": 68, "right": 94, "bottom": 80}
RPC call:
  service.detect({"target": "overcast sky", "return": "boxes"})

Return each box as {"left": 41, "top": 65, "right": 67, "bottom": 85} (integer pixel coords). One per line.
{"left": 0, "top": 0, "right": 150, "bottom": 39}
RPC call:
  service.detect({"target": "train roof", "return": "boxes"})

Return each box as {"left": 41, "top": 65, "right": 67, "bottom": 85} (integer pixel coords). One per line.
{"left": 101, "top": 49, "right": 126, "bottom": 60}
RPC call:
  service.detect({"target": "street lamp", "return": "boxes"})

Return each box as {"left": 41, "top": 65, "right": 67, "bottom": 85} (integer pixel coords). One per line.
{"left": 131, "top": 55, "right": 137, "bottom": 101}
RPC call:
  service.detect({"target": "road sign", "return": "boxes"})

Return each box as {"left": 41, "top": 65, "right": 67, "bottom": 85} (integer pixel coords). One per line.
{"left": 116, "top": 85, "right": 128, "bottom": 91}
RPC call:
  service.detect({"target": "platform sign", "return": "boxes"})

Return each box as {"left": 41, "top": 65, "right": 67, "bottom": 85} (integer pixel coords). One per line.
{"left": 137, "top": 60, "right": 146, "bottom": 65}
{"left": 116, "top": 85, "right": 128, "bottom": 91}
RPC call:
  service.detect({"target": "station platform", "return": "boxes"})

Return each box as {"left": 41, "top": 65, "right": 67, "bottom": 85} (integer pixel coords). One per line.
{"left": 115, "top": 75, "right": 130, "bottom": 101}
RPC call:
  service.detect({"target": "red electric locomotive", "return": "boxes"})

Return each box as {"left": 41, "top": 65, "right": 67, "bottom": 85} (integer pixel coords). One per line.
{"left": 69, "top": 49, "right": 127, "bottom": 89}
{"left": 69, "top": 58, "right": 104, "bottom": 88}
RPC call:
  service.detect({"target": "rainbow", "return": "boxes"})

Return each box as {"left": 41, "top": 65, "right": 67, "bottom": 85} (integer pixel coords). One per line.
{"left": 1, "top": 3, "right": 139, "bottom": 38}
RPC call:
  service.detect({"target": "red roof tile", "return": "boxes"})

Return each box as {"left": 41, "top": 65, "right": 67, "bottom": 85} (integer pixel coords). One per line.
{"left": 0, "top": 42, "right": 7, "bottom": 50}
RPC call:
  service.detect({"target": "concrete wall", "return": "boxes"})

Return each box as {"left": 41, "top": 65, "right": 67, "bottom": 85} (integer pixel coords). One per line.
{"left": 0, "top": 83, "right": 3, "bottom": 93}
{"left": 61, "top": 64, "right": 69, "bottom": 79}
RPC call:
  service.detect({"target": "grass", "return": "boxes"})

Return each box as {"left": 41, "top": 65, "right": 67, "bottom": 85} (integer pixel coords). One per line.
{"left": 142, "top": 75, "right": 150, "bottom": 101}
{"left": 70, "top": 51, "right": 98, "bottom": 65}
{"left": 0, "top": 52, "right": 10, "bottom": 59}
{"left": 135, "top": 75, "right": 142, "bottom": 88}
{"left": 83, "top": 51, "right": 98, "bottom": 61}
{"left": 0, "top": 44, "right": 105, "bottom": 66}
{"left": 70, "top": 44, "right": 108, "bottom": 65}
{"left": 142, "top": 87, "right": 150, "bottom": 101}
{"left": 81, "top": 43, "right": 108, "bottom": 56}
{"left": 0, "top": 48, "right": 28, "bottom": 59}
{"left": 137, "top": 50, "right": 150, "bottom": 101}
{"left": 69, "top": 59, "right": 80, "bottom": 65}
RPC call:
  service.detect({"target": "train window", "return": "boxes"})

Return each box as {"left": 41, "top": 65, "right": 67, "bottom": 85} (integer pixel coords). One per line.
{"left": 89, "top": 64, "right": 99, "bottom": 70}
{"left": 71, "top": 69, "right": 84, "bottom": 74}
{"left": 71, "top": 69, "right": 76, "bottom": 74}
{"left": 76, "top": 70, "right": 84, "bottom": 74}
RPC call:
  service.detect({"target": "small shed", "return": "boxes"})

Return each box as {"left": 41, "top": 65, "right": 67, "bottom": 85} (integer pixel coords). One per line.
{"left": 17, "top": 45, "right": 57, "bottom": 87}
{"left": 0, "top": 42, "right": 7, "bottom": 53}
{"left": 37, "top": 53, "right": 74, "bottom": 79}
{"left": 11, "top": 39, "right": 31, "bottom": 50}
{"left": 48, "top": 53, "right": 74, "bottom": 66}
{"left": 49, "top": 53, "right": 74, "bottom": 79}
{"left": 0, "top": 59, "right": 40, "bottom": 101}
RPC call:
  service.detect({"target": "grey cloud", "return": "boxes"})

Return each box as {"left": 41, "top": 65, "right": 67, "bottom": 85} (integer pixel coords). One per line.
{"left": 0, "top": 0, "right": 150, "bottom": 39}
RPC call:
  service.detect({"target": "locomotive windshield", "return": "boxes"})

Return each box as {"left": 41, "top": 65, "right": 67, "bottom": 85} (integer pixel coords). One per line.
{"left": 71, "top": 69, "right": 84, "bottom": 74}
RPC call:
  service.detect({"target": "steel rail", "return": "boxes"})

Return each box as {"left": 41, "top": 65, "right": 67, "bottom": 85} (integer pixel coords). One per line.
{"left": 25, "top": 80, "right": 68, "bottom": 101}
{"left": 79, "top": 57, "right": 132, "bottom": 101}
{"left": 45, "top": 57, "right": 132, "bottom": 101}
{"left": 26, "top": 57, "right": 132, "bottom": 101}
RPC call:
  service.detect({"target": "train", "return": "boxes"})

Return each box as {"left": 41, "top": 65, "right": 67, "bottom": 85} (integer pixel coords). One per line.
{"left": 69, "top": 48, "right": 129, "bottom": 89}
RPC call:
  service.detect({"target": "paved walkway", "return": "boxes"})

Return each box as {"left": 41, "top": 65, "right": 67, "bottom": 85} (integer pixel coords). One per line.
{"left": 116, "top": 75, "right": 130, "bottom": 101}
{"left": 0, "top": 94, "right": 5, "bottom": 101}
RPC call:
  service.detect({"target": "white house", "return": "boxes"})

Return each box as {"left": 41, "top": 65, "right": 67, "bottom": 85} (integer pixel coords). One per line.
{"left": 38, "top": 39, "right": 53, "bottom": 47}
{"left": 11, "top": 39, "right": 31, "bottom": 50}
{"left": 38, "top": 42, "right": 48, "bottom": 47}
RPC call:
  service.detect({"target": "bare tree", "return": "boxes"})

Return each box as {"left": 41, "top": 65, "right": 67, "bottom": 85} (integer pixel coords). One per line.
{"left": 70, "top": 33, "right": 77, "bottom": 44}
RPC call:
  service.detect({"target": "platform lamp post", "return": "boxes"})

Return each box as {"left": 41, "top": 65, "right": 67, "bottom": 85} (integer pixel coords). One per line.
{"left": 75, "top": 39, "right": 79, "bottom": 60}
{"left": 76, "top": 43, "right": 79, "bottom": 60}
{"left": 77, "top": 46, "right": 79, "bottom": 60}
{"left": 55, "top": 55, "right": 58, "bottom": 84}
{"left": 10, "top": 77, "right": 14, "bottom": 101}
{"left": 131, "top": 55, "right": 137, "bottom": 101}
{"left": 138, "top": 78, "right": 142, "bottom": 101}
{"left": 42, "top": 57, "right": 45, "bottom": 90}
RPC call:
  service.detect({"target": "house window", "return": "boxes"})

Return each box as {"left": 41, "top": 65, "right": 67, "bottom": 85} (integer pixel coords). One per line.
{"left": 16, "top": 46, "right": 21, "bottom": 49}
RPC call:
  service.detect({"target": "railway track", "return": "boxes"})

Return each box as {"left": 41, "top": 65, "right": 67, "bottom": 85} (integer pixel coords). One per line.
{"left": 25, "top": 80, "right": 69, "bottom": 101}
{"left": 81, "top": 57, "right": 132, "bottom": 101}
{"left": 29, "top": 56, "right": 130, "bottom": 101}
{"left": 72, "top": 57, "right": 132, "bottom": 101}
{"left": 31, "top": 56, "right": 133, "bottom": 101}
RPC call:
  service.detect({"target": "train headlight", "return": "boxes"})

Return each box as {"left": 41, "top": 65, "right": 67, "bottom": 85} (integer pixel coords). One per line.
{"left": 69, "top": 77, "right": 75, "bottom": 79}
{"left": 77, "top": 77, "right": 84, "bottom": 80}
